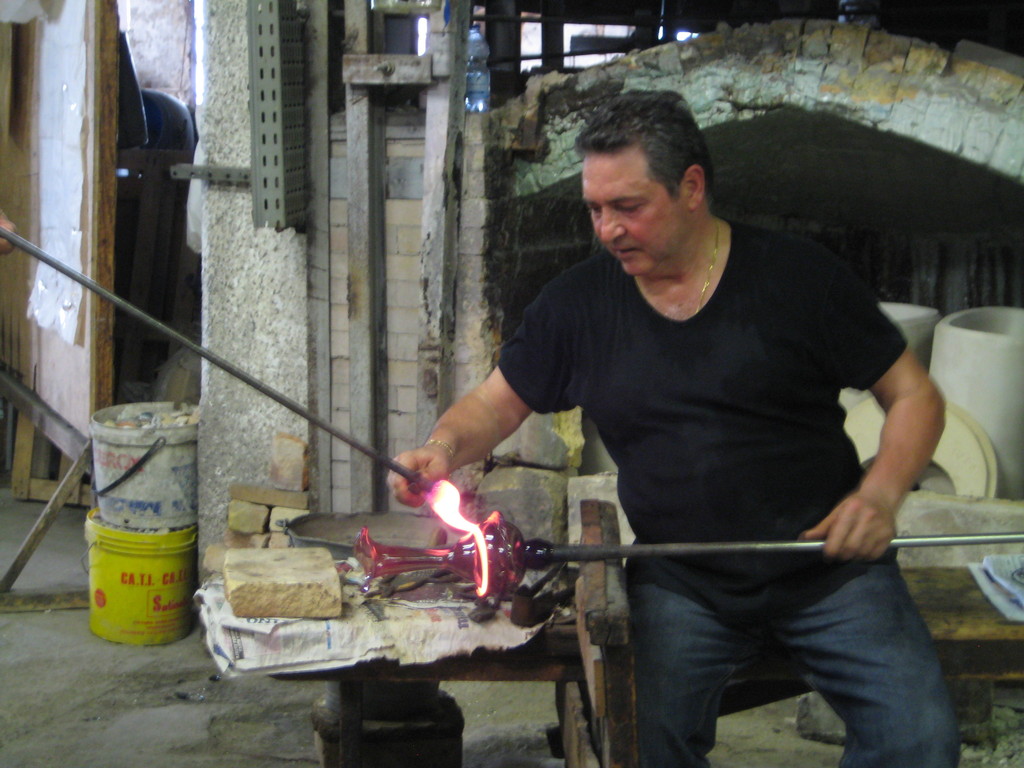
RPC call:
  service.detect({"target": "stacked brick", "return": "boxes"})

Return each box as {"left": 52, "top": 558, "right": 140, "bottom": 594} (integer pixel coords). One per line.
{"left": 203, "top": 432, "right": 345, "bottom": 619}
{"left": 202, "top": 432, "right": 310, "bottom": 575}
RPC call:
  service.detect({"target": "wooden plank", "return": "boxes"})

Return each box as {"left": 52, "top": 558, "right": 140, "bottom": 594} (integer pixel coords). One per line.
{"left": 415, "top": 0, "right": 471, "bottom": 440}
{"left": 575, "top": 611, "right": 605, "bottom": 719}
{"left": 600, "top": 642, "right": 638, "bottom": 768}
{"left": 2, "top": 2, "right": 117, "bottom": 442}
{"left": 337, "top": 681, "right": 363, "bottom": 768}
{"left": 10, "top": 410, "right": 34, "bottom": 500}
{"left": 579, "top": 499, "right": 638, "bottom": 768}
{"left": 26, "top": 477, "right": 92, "bottom": 508}
{"left": 0, "top": 368, "right": 89, "bottom": 459}
{"left": 277, "top": 648, "right": 584, "bottom": 684}
{"left": 905, "top": 567, "right": 1024, "bottom": 641}
{"left": 905, "top": 567, "right": 1024, "bottom": 680}
{"left": 560, "top": 682, "right": 601, "bottom": 768}
{"left": 0, "top": 20, "right": 38, "bottom": 380}
{"left": 342, "top": 54, "right": 432, "bottom": 85}
{"left": 595, "top": 499, "right": 630, "bottom": 646}
{"left": 2, "top": 370, "right": 92, "bottom": 503}
{"left": 0, "top": 589, "right": 89, "bottom": 613}
{"left": 90, "top": 0, "right": 118, "bottom": 415}
{"left": 344, "top": 0, "right": 388, "bottom": 514}
{"left": 305, "top": 0, "right": 332, "bottom": 516}
{"left": 0, "top": 445, "right": 91, "bottom": 592}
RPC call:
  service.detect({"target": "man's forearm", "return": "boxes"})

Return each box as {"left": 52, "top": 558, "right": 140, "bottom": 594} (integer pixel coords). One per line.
{"left": 427, "top": 368, "right": 533, "bottom": 469}
{"left": 859, "top": 384, "right": 944, "bottom": 512}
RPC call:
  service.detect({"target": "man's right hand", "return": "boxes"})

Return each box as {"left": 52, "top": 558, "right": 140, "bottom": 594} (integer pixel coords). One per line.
{"left": 0, "top": 215, "right": 16, "bottom": 255}
{"left": 388, "top": 368, "right": 534, "bottom": 508}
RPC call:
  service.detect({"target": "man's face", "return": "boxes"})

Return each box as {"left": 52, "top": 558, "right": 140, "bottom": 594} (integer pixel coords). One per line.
{"left": 581, "top": 144, "right": 691, "bottom": 278}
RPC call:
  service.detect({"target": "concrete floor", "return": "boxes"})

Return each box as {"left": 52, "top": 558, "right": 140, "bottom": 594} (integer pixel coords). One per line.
{"left": 1, "top": 480, "right": 1021, "bottom": 767}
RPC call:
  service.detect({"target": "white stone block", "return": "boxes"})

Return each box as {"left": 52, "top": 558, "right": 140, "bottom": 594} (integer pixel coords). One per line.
{"left": 224, "top": 547, "right": 343, "bottom": 619}
{"left": 897, "top": 491, "right": 1024, "bottom": 568}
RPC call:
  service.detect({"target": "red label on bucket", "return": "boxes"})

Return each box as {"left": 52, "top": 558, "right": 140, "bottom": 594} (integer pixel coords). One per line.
{"left": 94, "top": 589, "right": 106, "bottom": 608}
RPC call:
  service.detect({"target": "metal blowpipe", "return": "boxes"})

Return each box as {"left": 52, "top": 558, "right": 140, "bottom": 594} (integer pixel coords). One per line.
{"left": 521, "top": 532, "right": 1024, "bottom": 567}
{"left": 0, "top": 228, "right": 423, "bottom": 487}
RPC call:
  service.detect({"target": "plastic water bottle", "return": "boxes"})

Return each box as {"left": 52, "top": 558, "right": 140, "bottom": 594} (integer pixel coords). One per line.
{"left": 465, "top": 24, "right": 490, "bottom": 113}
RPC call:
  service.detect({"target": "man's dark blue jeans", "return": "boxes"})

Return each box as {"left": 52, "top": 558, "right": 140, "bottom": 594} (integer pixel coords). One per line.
{"left": 630, "top": 562, "right": 961, "bottom": 767}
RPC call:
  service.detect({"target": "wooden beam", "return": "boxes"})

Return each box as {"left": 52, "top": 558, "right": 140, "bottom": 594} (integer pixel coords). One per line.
{"left": 306, "top": 0, "right": 332, "bottom": 515}
{"left": 342, "top": 54, "right": 432, "bottom": 85}
{"left": 0, "top": 589, "right": 89, "bottom": 613}
{"left": 0, "top": 368, "right": 89, "bottom": 459}
{"left": 91, "top": 0, "right": 118, "bottom": 414}
{"left": 344, "top": 0, "right": 388, "bottom": 513}
{"left": 0, "top": 445, "right": 91, "bottom": 593}
{"left": 337, "top": 681, "right": 363, "bottom": 768}
{"left": 416, "top": 0, "right": 470, "bottom": 440}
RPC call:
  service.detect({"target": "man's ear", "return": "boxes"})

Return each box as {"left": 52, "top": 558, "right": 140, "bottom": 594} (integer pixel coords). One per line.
{"left": 680, "top": 164, "right": 707, "bottom": 211}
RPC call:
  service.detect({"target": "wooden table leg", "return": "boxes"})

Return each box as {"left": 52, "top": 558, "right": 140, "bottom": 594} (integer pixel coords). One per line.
{"left": 337, "top": 681, "right": 363, "bottom": 768}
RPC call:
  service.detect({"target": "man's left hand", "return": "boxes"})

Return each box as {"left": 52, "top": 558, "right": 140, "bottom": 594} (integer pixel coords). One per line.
{"left": 799, "top": 492, "right": 896, "bottom": 561}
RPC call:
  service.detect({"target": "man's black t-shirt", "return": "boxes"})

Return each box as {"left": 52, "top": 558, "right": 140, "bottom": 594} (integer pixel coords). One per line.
{"left": 498, "top": 222, "right": 907, "bottom": 618}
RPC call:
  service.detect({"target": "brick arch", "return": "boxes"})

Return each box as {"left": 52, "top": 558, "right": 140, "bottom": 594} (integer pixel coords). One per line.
{"left": 471, "top": 21, "right": 1024, "bottom": 372}
{"left": 511, "top": 20, "right": 1024, "bottom": 197}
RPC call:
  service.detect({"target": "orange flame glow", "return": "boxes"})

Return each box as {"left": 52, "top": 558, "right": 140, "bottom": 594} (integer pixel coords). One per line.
{"left": 427, "top": 480, "right": 489, "bottom": 597}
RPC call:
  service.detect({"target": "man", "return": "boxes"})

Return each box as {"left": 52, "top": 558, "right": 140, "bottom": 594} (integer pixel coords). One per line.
{"left": 390, "top": 90, "right": 959, "bottom": 767}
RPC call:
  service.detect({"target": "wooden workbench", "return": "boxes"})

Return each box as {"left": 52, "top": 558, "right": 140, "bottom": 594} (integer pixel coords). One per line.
{"left": 279, "top": 501, "right": 1024, "bottom": 768}
{"left": 905, "top": 567, "right": 1024, "bottom": 680}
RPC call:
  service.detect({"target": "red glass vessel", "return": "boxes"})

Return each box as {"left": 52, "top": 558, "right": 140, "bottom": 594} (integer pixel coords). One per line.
{"left": 354, "top": 510, "right": 527, "bottom": 598}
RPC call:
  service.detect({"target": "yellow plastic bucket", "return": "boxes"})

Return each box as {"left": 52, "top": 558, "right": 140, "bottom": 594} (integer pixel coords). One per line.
{"left": 84, "top": 509, "right": 197, "bottom": 645}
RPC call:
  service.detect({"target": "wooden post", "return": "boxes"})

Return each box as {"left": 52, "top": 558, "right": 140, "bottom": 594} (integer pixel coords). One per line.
{"left": 344, "top": 0, "right": 388, "bottom": 513}
{"left": 306, "top": 0, "right": 332, "bottom": 515}
{"left": 336, "top": 681, "right": 363, "bottom": 768}
{"left": 91, "top": 0, "right": 118, "bottom": 414}
{"left": 416, "top": 0, "right": 470, "bottom": 441}
{"left": 0, "top": 445, "right": 91, "bottom": 593}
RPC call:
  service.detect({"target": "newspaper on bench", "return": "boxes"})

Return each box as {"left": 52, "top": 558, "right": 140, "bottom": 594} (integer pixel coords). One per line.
{"left": 195, "top": 579, "right": 544, "bottom": 675}
{"left": 968, "top": 554, "right": 1024, "bottom": 622}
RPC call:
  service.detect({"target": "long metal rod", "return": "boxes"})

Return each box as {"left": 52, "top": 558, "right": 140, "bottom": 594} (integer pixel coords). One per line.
{"left": 548, "top": 532, "right": 1024, "bottom": 562}
{"left": 0, "top": 228, "right": 422, "bottom": 485}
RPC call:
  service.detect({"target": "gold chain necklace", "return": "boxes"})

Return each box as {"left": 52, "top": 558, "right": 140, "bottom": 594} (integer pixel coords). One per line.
{"left": 697, "top": 220, "right": 720, "bottom": 310}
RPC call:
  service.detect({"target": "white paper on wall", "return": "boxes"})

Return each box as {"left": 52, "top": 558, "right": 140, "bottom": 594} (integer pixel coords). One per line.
{"left": 27, "top": 2, "right": 86, "bottom": 345}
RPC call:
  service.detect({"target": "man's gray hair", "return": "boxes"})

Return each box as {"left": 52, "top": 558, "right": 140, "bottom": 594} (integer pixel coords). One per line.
{"left": 575, "top": 90, "right": 714, "bottom": 198}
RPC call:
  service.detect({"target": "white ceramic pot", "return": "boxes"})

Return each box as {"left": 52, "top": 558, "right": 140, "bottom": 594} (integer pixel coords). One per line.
{"left": 930, "top": 307, "right": 1024, "bottom": 500}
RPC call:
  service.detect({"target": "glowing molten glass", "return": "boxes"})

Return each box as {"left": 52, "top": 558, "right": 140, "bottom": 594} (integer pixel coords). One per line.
{"left": 427, "top": 480, "right": 490, "bottom": 596}
{"left": 354, "top": 508, "right": 526, "bottom": 598}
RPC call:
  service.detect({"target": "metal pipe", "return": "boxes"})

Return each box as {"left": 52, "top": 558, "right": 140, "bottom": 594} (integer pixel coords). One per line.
{"left": 0, "top": 228, "right": 424, "bottom": 486}
{"left": 524, "top": 532, "right": 1024, "bottom": 566}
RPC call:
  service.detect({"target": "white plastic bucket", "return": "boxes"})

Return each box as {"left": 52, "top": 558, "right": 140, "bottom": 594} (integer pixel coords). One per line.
{"left": 930, "top": 307, "right": 1024, "bottom": 500}
{"left": 90, "top": 402, "right": 199, "bottom": 529}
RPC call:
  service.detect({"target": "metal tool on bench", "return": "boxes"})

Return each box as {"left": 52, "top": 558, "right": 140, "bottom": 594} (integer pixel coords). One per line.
{"left": 520, "top": 531, "right": 1024, "bottom": 567}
